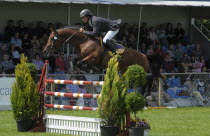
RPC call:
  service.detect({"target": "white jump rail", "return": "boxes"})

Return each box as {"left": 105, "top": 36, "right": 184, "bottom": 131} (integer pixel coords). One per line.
{"left": 45, "top": 114, "right": 101, "bottom": 136}
{"left": 45, "top": 79, "right": 104, "bottom": 86}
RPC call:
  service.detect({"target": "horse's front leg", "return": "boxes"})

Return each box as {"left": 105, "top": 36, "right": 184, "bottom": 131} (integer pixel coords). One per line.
{"left": 82, "top": 55, "right": 98, "bottom": 64}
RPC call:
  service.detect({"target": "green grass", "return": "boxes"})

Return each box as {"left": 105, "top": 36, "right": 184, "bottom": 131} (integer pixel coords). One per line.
{"left": 1, "top": 107, "right": 210, "bottom": 136}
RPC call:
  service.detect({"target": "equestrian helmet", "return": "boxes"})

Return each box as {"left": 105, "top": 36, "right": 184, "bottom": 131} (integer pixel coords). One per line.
{"left": 80, "top": 9, "right": 92, "bottom": 18}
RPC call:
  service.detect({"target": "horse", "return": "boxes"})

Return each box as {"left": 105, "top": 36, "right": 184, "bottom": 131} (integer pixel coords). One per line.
{"left": 43, "top": 27, "right": 163, "bottom": 95}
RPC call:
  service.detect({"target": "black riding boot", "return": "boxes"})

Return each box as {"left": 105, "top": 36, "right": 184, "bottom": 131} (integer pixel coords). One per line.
{"left": 106, "top": 40, "right": 116, "bottom": 53}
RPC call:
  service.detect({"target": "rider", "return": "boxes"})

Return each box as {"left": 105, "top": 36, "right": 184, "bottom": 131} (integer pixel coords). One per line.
{"left": 79, "top": 9, "right": 121, "bottom": 53}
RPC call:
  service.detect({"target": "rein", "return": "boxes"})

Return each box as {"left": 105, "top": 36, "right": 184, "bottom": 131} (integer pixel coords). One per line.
{"left": 48, "top": 31, "right": 88, "bottom": 55}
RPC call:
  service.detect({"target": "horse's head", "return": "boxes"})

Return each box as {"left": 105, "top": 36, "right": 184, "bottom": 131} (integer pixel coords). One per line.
{"left": 43, "top": 29, "right": 63, "bottom": 56}
{"left": 43, "top": 27, "right": 88, "bottom": 56}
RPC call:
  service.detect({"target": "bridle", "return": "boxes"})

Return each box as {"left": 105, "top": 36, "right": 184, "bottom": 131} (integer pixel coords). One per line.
{"left": 46, "top": 30, "right": 88, "bottom": 56}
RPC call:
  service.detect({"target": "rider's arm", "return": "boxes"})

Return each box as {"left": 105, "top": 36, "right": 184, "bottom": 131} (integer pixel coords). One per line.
{"left": 83, "top": 20, "right": 100, "bottom": 37}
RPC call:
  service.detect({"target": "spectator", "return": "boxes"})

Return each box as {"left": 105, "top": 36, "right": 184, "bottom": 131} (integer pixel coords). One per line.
{"left": 141, "top": 33, "right": 153, "bottom": 48}
{"left": 0, "top": 44, "right": 8, "bottom": 62}
{"left": 139, "top": 43, "right": 147, "bottom": 55}
{"left": 191, "top": 44, "right": 202, "bottom": 60}
{"left": 127, "top": 32, "right": 136, "bottom": 49}
{"left": 139, "top": 22, "right": 148, "bottom": 40}
{"left": 147, "top": 44, "right": 154, "bottom": 55}
{"left": 4, "top": 20, "right": 16, "bottom": 41}
{"left": 184, "top": 77, "right": 206, "bottom": 105}
{"left": 148, "top": 27, "right": 158, "bottom": 46}
{"left": 129, "top": 24, "right": 138, "bottom": 38}
{"left": 156, "top": 24, "right": 166, "bottom": 46}
{"left": 36, "top": 21, "right": 46, "bottom": 39}
{"left": 180, "top": 53, "right": 192, "bottom": 73}
{"left": 201, "top": 66, "right": 207, "bottom": 72}
{"left": 153, "top": 44, "right": 164, "bottom": 56}
{"left": 29, "top": 44, "right": 42, "bottom": 62}
{"left": 200, "top": 55, "right": 205, "bottom": 66}
{"left": 31, "top": 35, "right": 40, "bottom": 49}
{"left": 162, "top": 53, "right": 175, "bottom": 73}
{"left": 165, "top": 23, "right": 175, "bottom": 45}
{"left": 0, "top": 54, "right": 15, "bottom": 74}
{"left": 65, "top": 55, "right": 74, "bottom": 74}
{"left": 174, "top": 23, "right": 185, "bottom": 43}
{"left": 55, "top": 52, "right": 65, "bottom": 71}
{"left": 191, "top": 58, "right": 204, "bottom": 72}
{"left": 16, "top": 20, "right": 28, "bottom": 37}
{"left": 53, "top": 66, "right": 65, "bottom": 81}
{"left": 32, "top": 53, "right": 44, "bottom": 73}
{"left": 10, "top": 32, "right": 22, "bottom": 47}
{"left": 39, "top": 33, "right": 48, "bottom": 45}
{"left": 66, "top": 76, "right": 80, "bottom": 93}
{"left": 174, "top": 42, "right": 184, "bottom": 62}
{"left": 21, "top": 32, "right": 31, "bottom": 56}
{"left": 121, "top": 23, "right": 129, "bottom": 37}
{"left": 167, "top": 44, "right": 175, "bottom": 59}
{"left": 121, "top": 36, "right": 127, "bottom": 47}
{"left": 8, "top": 44, "right": 21, "bottom": 65}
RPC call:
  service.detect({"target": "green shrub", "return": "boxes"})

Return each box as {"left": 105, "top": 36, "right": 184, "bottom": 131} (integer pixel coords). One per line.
{"left": 10, "top": 54, "right": 39, "bottom": 121}
{"left": 125, "top": 92, "right": 145, "bottom": 126}
{"left": 27, "top": 63, "right": 38, "bottom": 82}
{"left": 125, "top": 64, "right": 147, "bottom": 88}
{"left": 98, "top": 53, "right": 128, "bottom": 127}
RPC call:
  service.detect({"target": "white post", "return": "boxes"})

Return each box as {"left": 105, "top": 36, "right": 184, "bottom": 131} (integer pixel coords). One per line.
{"left": 108, "top": 5, "right": 110, "bottom": 19}
{"left": 67, "top": 44, "right": 70, "bottom": 58}
{"left": 191, "top": 18, "right": 195, "bottom": 25}
{"left": 137, "top": 5, "right": 143, "bottom": 51}
{"left": 158, "top": 77, "right": 162, "bottom": 107}
{"left": 97, "top": 4, "right": 99, "bottom": 16}
{"left": 67, "top": 4, "right": 71, "bottom": 26}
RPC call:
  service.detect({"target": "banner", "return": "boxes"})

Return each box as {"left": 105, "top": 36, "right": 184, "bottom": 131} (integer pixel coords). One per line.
{"left": 0, "top": 77, "right": 15, "bottom": 110}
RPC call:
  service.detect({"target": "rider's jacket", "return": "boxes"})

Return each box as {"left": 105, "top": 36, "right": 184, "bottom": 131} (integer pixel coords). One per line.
{"left": 83, "top": 16, "right": 121, "bottom": 37}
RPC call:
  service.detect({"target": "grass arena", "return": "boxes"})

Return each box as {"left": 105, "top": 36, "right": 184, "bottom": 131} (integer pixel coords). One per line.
{"left": 1, "top": 108, "right": 210, "bottom": 136}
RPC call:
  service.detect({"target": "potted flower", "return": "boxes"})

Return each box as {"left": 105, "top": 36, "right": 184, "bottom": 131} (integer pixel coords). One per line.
{"left": 98, "top": 54, "right": 128, "bottom": 136}
{"left": 125, "top": 92, "right": 146, "bottom": 136}
{"left": 130, "top": 118, "right": 151, "bottom": 136}
{"left": 10, "top": 54, "right": 39, "bottom": 132}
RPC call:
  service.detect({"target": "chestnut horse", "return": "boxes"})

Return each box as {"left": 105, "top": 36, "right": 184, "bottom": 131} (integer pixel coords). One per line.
{"left": 43, "top": 27, "right": 163, "bottom": 93}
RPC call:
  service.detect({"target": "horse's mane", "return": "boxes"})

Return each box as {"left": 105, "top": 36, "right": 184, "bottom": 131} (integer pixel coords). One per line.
{"left": 56, "top": 26, "right": 99, "bottom": 43}
{"left": 57, "top": 26, "right": 80, "bottom": 31}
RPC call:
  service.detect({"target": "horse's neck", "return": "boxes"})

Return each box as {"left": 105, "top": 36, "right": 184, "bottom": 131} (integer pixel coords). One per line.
{"left": 61, "top": 28, "right": 101, "bottom": 54}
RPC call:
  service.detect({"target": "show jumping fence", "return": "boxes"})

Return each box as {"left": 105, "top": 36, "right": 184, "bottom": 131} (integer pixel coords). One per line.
{"left": 38, "top": 60, "right": 104, "bottom": 135}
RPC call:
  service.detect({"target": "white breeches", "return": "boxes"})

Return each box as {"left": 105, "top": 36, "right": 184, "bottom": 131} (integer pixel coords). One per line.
{"left": 103, "top": 30, "right": 119, "bottom": 43}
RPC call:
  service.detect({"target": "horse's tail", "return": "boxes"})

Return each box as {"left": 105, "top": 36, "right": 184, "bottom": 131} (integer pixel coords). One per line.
{"left": 146, "top": 53, "right": 164, "bottom": 78}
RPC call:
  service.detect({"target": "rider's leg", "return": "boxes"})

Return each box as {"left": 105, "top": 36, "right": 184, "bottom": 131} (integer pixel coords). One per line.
{"left": 103, "top": 30, "right": 119, "bottom": 52}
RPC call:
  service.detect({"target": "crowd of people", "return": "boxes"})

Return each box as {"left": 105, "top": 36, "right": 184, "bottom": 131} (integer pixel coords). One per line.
{"left": 0, "top": 19, "right": 210, "bottom": 75}
{"left": 116, "top": 22, "right": 210, "bottom": 73}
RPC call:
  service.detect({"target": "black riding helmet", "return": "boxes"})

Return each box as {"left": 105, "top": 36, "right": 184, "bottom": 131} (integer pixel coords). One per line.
{"left": 80, "top": 9, "right": 92, "bottom": 18}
